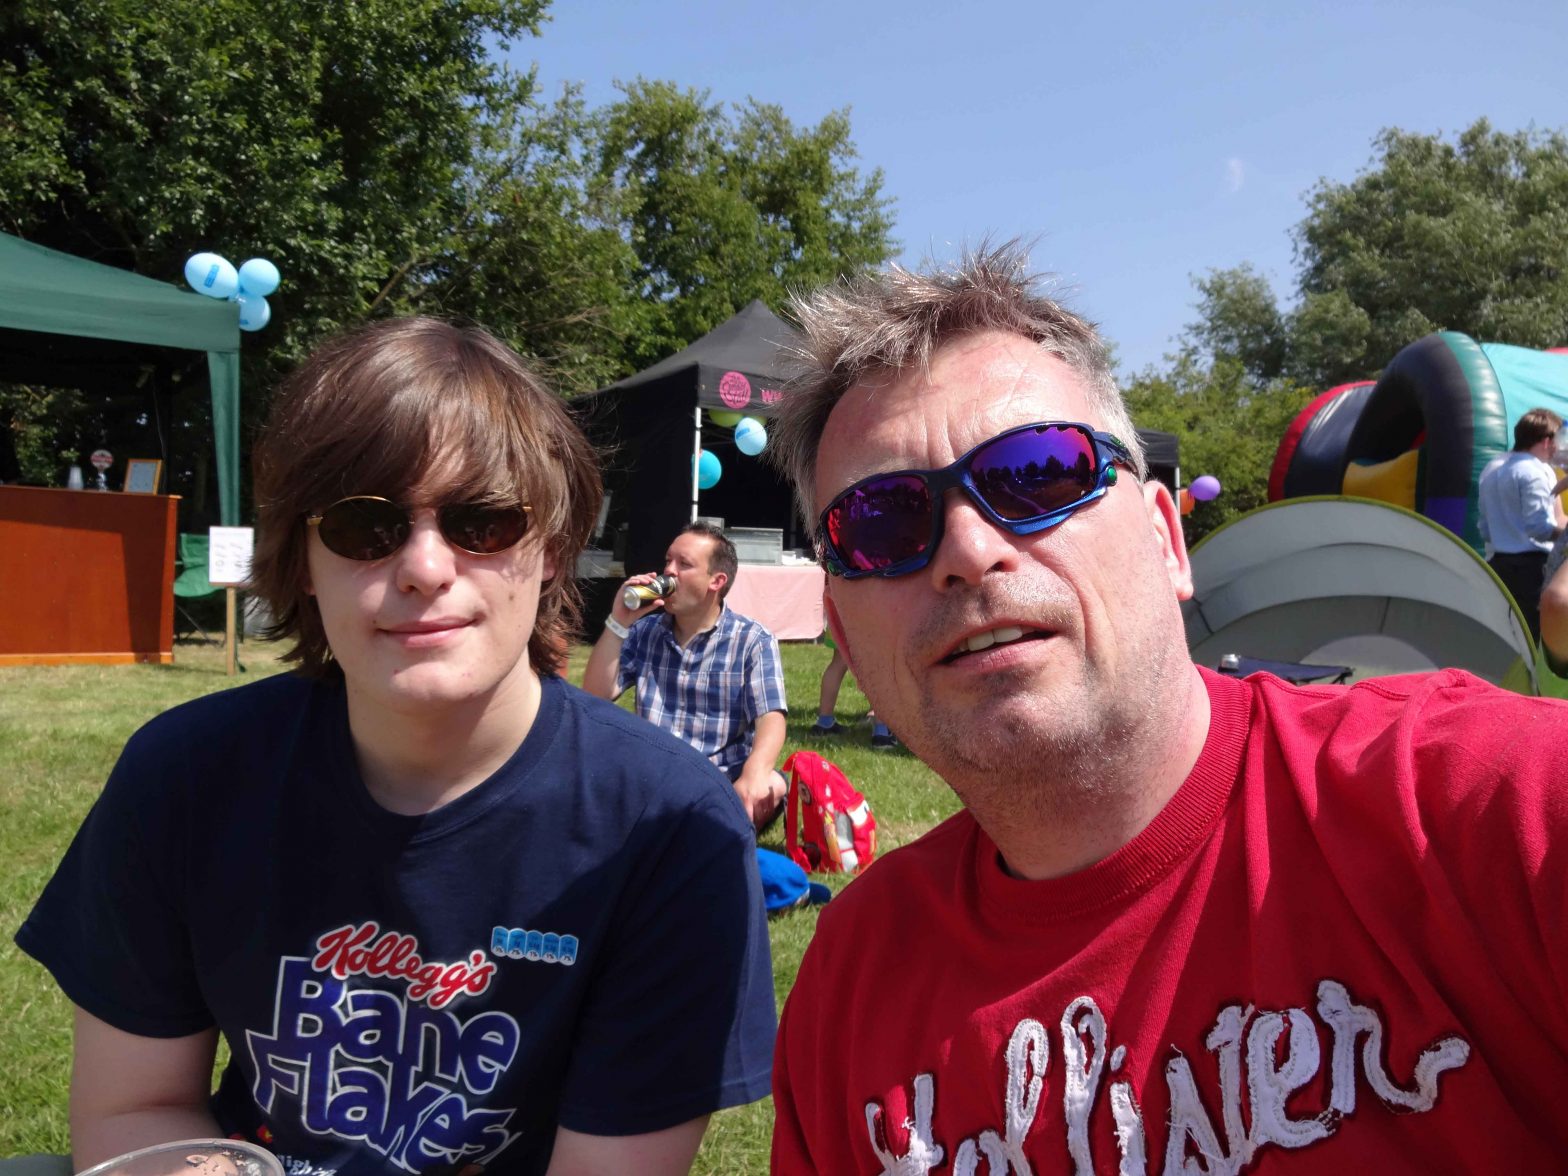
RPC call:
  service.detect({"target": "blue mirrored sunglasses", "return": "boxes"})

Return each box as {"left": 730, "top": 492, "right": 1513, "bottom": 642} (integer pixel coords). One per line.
{"left": 817, "top": 421, "right": 1134, "bottom": 579}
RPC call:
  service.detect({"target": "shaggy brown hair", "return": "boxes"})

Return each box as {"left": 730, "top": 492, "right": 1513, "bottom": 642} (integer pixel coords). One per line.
{"left": 769, "top": 240, "right": 1147, "bottom": 529}
{"left": 1514, "top": 407, "right": 1563, "bottom": 452}
{"left": 250, "top": 317, "right": 601, "bottom": 678}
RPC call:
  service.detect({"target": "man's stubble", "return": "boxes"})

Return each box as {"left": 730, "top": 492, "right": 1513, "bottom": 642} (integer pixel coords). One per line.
{"left": 895, "top": 577, "right": 1194, "bottom": 838}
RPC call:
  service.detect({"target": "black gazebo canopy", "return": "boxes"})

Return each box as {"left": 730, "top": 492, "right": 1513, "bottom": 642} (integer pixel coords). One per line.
{"left": 575, "top": 300, "right": 1180, "bottom": 577}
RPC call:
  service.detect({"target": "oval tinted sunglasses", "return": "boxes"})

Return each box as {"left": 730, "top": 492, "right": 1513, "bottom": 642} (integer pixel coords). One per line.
{"left": 817, "top": 421, "right": 1134, "bottom": 579}
{"left": 306, "top": 496, "right": 531, "bottom": 561}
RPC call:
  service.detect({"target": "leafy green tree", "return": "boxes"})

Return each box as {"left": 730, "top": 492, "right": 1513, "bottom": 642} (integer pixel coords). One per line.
{"left": 0, "top": 0, "right": 546, "bottom": 335}
{"left": 1123, "top": 355, "right": 1314, "bottom": 545}
{"left": 1182, "top": 121, "right": 1568, "bottom": 392}
{"left": 0, "top": 0, "right": 547, "bottom": 502}
{"left": 596, "top": 79, "right": 896, "bottom": 370}
{"left": 1295, "top": 120, "right": 1568, "bottom": 384}
{"left": 0, "top": 5, "right": 898, "bottom": 495}
{"left": 0, "top": 385, "right": 83, "bottom": 483}
{"left": 1186, "top": 264, "right": 1288, "bottom": 383}
{"left": 376, "top": 81, "right": 900, "bottom": 393}
{"left": 385, "top": 87, "right": 648, "bottom": 396}
{"left": 1283, "top": 289, "right": 1372, "bottom": 391}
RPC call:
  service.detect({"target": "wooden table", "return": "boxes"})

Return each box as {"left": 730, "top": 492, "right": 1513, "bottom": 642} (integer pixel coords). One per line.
{"left": 0, "top": 485, "right": 178, "bottom": 665}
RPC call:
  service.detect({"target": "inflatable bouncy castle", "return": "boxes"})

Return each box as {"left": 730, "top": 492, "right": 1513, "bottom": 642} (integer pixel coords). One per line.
{"left": 1268, "top": 332, "right": 1568, "bottom": 552}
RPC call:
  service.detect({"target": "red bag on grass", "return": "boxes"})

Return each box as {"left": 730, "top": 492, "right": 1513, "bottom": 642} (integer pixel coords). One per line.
{"left": 782, "top": 749, "right": 878, "bottom": 874}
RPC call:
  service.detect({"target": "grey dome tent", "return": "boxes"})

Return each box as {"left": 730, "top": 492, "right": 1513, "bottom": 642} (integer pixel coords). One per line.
{"left": 574, "top": 299, "right": 1182, "bottom": 577}
{"left": 1184, "top": 497, "right": 1537, "bottom": 691}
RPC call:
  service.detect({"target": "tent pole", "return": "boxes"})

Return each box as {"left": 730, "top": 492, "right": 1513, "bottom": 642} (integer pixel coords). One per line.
{"left": 691, "top": 405, "right": 702, "bottom": 523}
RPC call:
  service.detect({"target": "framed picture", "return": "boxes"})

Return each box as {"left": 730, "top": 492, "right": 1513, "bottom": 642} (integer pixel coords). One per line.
{"left": 123, "top": 458, "right": 163, "bottom": 495}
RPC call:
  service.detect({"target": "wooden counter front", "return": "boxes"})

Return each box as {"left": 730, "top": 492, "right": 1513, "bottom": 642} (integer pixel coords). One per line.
{"left": 0, "top": 485, "right": 178, "bottom": 665}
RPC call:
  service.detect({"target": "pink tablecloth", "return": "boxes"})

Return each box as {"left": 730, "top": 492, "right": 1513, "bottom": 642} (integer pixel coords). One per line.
{"left": 726, "top": 563, "right": 825, "bottom": 640}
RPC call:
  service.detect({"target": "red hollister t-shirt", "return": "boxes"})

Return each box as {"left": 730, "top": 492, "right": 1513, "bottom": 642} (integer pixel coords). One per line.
{"left": 772, "top": 668, "right": 1568, "bottom": 1173}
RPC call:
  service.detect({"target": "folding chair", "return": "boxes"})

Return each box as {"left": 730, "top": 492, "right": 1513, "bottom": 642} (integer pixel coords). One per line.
{"left": 172, "top": 532, "right": 222, "bottom": 644}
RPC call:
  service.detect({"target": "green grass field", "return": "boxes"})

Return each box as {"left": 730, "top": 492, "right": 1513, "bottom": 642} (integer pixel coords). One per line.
{"left": 0, "top": 639, "right": 959, "bottom": 1173}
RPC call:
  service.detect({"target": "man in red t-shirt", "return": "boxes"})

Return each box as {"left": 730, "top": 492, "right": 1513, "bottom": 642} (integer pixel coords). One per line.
{"left": 765, "top": 244, "right": 1568, "bottom": 1173}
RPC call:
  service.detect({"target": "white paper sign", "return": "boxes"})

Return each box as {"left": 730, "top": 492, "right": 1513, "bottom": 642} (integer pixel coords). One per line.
{"left": 208, "top": 526, "right": 255, "bottom": 586}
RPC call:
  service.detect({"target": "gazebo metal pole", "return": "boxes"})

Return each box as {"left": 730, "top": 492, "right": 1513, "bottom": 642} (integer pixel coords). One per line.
{"left": 690, "top": 404, "right": 702, "bottom": 522}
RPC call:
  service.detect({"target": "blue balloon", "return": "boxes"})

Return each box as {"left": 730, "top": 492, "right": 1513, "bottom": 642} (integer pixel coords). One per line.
{"left": 696, "top": 449, "right": 722, "bottom": 490}
{"left": 184, "top": 253, "right": 218, "bottom": 290}
{"left": 237, "top": 257, "right": 281, "bottom": 297}
{"left": 184, "top": 252, "right": 238, "bottom": 299}
{"left": 734, "top": 416, "right": 767, "bottom": 456}
{"left": 236, "top": 293, "right": 271, "bottom": 332}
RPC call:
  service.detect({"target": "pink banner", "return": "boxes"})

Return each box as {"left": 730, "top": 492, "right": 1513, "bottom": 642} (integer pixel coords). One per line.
{"left": 725, "top": 563, "right": 826, "bottom": 640}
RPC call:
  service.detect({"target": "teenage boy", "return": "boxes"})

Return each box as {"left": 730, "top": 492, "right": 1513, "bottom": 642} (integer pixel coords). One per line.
{"left": 18, "top": 318, "right": 775, "bottom": 1176}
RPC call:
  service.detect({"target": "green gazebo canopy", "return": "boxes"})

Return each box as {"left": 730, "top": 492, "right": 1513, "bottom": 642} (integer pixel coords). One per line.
{"left": 0, "top": 232, "right": 242, "bottom": 524}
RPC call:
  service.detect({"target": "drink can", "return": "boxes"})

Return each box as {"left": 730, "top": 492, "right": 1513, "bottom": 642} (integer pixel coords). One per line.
{"left": 622, "top": 574, "right": 675, "bottom": 610}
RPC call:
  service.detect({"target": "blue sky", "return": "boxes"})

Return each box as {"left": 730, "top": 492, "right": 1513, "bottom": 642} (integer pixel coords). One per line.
{"left": 506, "top": 0, "right": 1567, "bottom": 375}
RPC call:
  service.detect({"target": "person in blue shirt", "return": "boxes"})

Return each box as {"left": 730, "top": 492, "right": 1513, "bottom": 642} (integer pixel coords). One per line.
{"left": 17, "top": 318, "right": 775, "bottom": 1176}
{"left": 1478, "top": 407, "right": 1564, "bottom": 640}
{"left": 583, "top": 522, "right": 789, "bottom": 831}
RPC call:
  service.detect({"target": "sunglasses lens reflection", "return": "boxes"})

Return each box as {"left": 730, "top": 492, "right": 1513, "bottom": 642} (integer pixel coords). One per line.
{"left": 439, "top": 503, "right": 529, "bottom": 555}
{"left": 317, "top": 499, "right": 409, "bottom": 561}
{"left": 825, "top": 474, "right": 932, "bottom": 573}
{"left": 968, "top": 425, "right": 1097, "bottom": 520}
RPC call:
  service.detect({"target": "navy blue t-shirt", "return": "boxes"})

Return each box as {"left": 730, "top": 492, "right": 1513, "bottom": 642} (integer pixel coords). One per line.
{"left": 17, "top": 672, "right": 776, "bottom": 1174}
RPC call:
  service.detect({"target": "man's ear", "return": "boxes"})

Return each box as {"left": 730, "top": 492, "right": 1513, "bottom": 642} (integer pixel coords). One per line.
{"left": 1145, "top": 479, "right": 1194, "bottom": 602}
{"left": 824, "top": 593, "right": 856, "bottom": 673}
{"left": 709, "top": 570, "right": 729, "bottom": 597}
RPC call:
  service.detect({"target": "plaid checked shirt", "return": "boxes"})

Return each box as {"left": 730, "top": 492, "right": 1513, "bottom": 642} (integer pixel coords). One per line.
{"left": 616, "top": 606, "right": 788, "bottom": 779}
